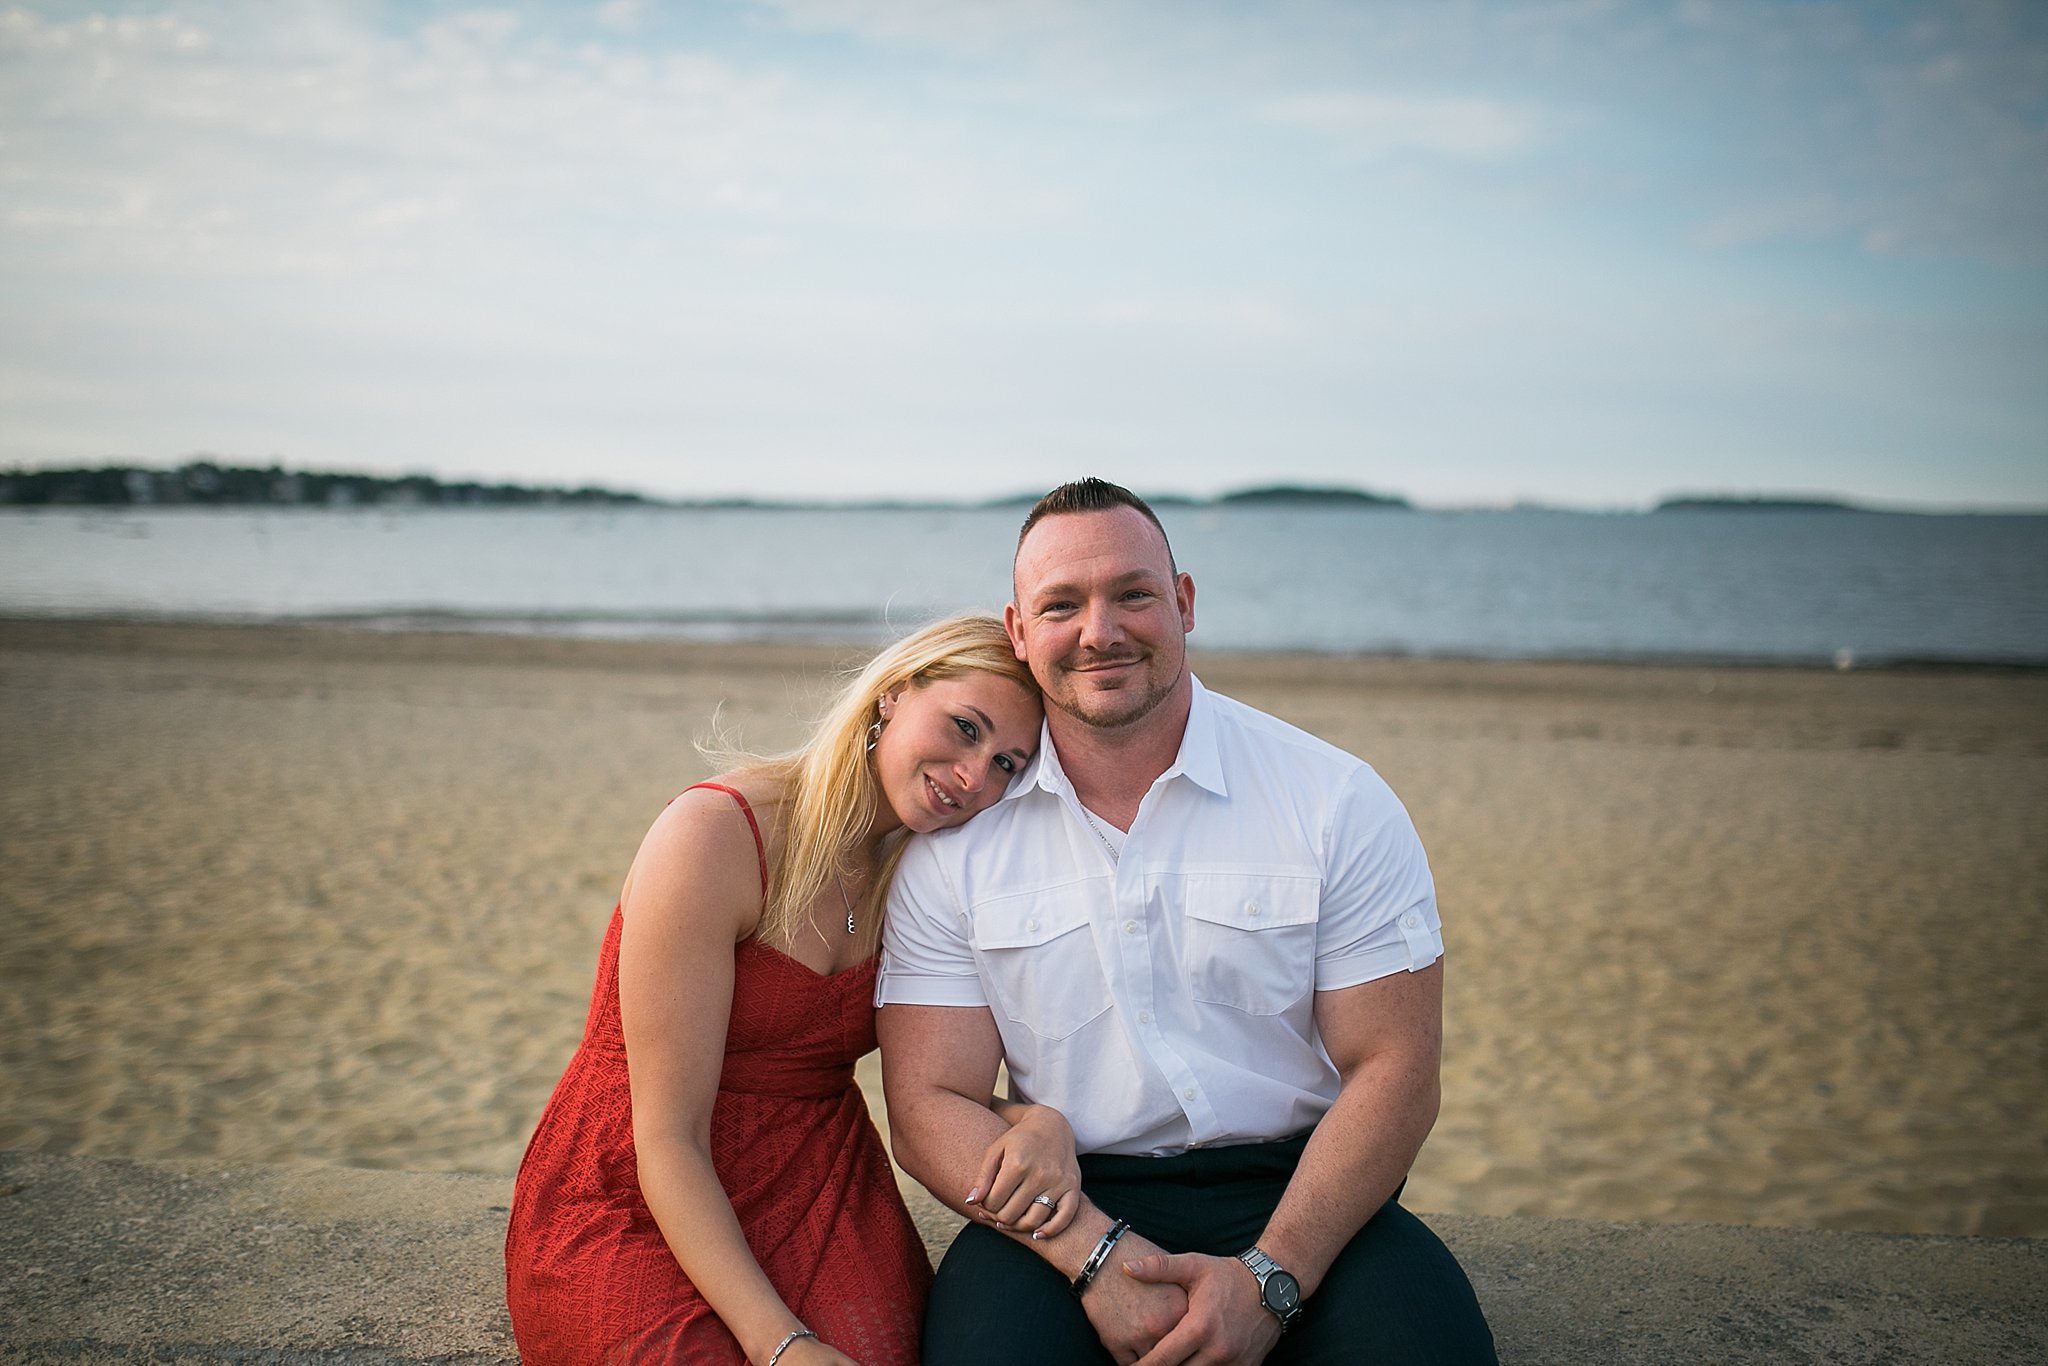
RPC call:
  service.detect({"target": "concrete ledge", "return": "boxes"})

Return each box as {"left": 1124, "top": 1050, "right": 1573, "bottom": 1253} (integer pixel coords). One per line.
{"left": 1, "top": 1152, "right": 2042, "bottom": 1364}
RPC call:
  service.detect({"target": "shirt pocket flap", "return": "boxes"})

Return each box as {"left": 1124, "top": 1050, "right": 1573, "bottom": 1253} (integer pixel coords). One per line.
{"left": 973, "top": 893, "right": 1095, "bottom": 950}
{"left": 1182, "top": 876, "right": 1321, "bottom": 932}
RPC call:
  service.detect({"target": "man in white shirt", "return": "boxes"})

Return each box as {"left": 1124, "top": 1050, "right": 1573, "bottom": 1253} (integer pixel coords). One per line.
{"left": 879, "top": 479, "right": 1495, "bottom": 1365}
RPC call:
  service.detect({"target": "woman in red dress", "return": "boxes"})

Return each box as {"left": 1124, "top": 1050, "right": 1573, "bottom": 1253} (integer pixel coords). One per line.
{"left": 507, "top": 616, "right": 1074, "bottom": 1366}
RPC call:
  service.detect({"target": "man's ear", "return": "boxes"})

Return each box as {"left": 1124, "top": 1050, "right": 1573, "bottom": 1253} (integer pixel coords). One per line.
{"left": 1003, "top": 601, "right": 1029, "bottom": 661}
{"left": 1175, "top": 572, "right": 1196, "bottom": 635}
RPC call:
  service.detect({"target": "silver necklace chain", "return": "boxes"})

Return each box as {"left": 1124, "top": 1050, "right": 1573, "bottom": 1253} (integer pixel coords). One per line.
{"left": 834, "top": 877, "right": 857, "bottom": 936}
{"left": 1077, "top": 804, "right": 1122, "bottom": 865}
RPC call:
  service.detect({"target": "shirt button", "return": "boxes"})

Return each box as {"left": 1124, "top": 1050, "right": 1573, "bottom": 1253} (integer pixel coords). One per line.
{"left": 1123, "top": 920, "right": 1138, "bottom": 935}
{"left": 1139, "top": 1010, "right": 1152, "bottom": 1024}
{"left": 1401, "top": 912, "right": 1421, "bottom": 929}
{"left": 1182, "top": 1087, "right": 1197, "bottom": 1101}
{"left": 1245, "top": 900, "right": 1261, "bottom": 917}
{"left": 1025, "top": 918, "right": 1039, "bottom": 932}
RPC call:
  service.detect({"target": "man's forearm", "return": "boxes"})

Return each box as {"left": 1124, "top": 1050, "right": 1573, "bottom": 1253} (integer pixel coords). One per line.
{"left": 888, "top": 1076, "right": 1008, "bottom": 1212}
{"left": 1254, "top": 1052, "right": 1440, "bottom": 1297}
{"left": 879, "top": 1003, "right": 1126, "bottom": 1280}
{"left": 892, "top": 1079, "right": 1124, "bottom": 1276}
{"left": 878, "top": 1001, "right": 1201, "bottom": 1359}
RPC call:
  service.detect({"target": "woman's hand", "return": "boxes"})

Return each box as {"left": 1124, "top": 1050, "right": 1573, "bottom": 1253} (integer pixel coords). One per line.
{"left": 967, "top": 1102, "right": 1081, "bottom": 1239}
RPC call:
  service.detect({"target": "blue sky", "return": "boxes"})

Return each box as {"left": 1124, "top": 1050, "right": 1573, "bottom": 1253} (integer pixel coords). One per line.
{"left": 3, "top": 0, "right": 2043, "bottom": 508}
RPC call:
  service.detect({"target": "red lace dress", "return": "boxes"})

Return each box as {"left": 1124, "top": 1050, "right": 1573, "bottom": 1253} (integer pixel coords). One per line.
{"left": 505, "top": 785, "right": 931, "bottom": 1365}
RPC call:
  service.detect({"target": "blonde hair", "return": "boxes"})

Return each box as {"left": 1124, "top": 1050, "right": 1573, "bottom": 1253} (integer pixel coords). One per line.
{"left": 728, "top": 614, "right": 1036, "bottom": 953}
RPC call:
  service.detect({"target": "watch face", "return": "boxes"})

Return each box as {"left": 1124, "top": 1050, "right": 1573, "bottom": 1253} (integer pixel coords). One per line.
{"left": 1264, "top": 1269, "right": 1302, "bottom": 1316}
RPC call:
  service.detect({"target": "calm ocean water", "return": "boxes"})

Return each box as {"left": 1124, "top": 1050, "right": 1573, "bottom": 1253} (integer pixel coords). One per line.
{"left": 2, "top": 505, "right": 2043, "bottom": 666}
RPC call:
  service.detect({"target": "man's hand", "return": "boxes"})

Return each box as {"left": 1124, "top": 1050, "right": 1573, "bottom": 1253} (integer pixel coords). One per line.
{"left": 1119, "top": 1250, "right": 1282, "bottom": 1366}
{"left": 1076, "top": 1229, "right": 1190, "bottom": 1365}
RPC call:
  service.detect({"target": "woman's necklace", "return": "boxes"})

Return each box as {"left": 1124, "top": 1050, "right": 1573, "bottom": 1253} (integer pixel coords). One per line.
{"left": 834, "top": 877, "right": 857, "bottom": 936}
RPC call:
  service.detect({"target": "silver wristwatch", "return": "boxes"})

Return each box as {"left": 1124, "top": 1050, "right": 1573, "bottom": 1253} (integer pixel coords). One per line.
{"left": 1236, "top": 1245, "right": 1303, "bottom": 1331}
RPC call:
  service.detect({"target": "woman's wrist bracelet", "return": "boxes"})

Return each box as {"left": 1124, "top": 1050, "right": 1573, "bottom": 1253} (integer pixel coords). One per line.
{"left": 766, "top": 1327, "right": 817, "bottom": 1366}
{"left": 1071, "top": 1217, "right": 1131, "bottom": 1296}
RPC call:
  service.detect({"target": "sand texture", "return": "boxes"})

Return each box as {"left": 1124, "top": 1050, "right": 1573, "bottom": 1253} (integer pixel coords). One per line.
{"left": 2, "top": 619, "right": 2043, "bottom": 1238}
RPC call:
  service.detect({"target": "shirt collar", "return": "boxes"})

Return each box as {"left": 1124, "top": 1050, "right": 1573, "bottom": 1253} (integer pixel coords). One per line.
{"left": 1168, "top": 676, "right": 1229, "bottom": 797}
{"left": 1015, "top": 673, "right": 1228, "bottom": 803}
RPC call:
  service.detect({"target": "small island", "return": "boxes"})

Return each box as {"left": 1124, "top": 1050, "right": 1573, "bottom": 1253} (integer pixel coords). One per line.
{"left": 1654, "top": 495, "right": 1860, "bottom": 513}
{"left": 1217, "top": 484, "right": 1410, "bottom": 509}
{"left": 984, "top": 483, "right": 1410, "bottom": 512}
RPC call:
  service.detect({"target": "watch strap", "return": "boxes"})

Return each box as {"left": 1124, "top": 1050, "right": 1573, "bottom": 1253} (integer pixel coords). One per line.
{"left": 1236, "top": 1245, "right": 1303, "bottom": 1330}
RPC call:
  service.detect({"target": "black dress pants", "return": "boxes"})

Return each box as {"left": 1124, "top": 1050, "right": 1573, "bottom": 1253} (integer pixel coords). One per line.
{"left": 922, "top": 1134, "right": 1497, "bottom": 1366}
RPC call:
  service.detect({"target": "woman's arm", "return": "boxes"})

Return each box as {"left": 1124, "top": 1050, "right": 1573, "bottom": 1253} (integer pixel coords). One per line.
{"left": 616, "top": 786, "right": 856, "bottom": 1366}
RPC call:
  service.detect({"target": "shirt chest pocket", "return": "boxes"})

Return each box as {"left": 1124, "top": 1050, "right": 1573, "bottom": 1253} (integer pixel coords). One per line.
{"left": 1182, "top": 875, "right": 1321, "bottom": 1016}
{"left": 971, "top": 891, "right": 1113, "bottom": 1042}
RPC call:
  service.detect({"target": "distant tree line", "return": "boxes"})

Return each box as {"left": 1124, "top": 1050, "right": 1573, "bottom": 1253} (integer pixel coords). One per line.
{"left": 1, "top": 463, "right": 1420, "bottom": 512}
{"left": 0, "top": 461, "right": 651, "bottom": 508}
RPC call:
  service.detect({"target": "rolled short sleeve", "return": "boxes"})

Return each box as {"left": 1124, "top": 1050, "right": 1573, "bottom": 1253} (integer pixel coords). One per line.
{"left": 876, "top": 833, "right": 991, "bottom": 1008}
{"left": 1312, "top": 764, "right": 1442, "bottom": 991}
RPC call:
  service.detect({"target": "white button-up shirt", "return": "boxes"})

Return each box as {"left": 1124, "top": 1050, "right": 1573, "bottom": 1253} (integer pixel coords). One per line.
{"left": 878, "top": 677, "right": 1442, "bottom": 1157}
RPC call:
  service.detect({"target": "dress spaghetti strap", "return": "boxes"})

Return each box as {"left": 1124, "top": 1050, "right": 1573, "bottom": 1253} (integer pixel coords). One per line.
{"left": 685, "top": 782, "right": 769, "bottom": 895}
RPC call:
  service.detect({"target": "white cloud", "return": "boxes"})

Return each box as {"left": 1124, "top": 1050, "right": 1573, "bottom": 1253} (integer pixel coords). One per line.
{"left": 596, "top": 0, "right": 652, "bottom": 33}
{"left": 1258, "top": 91, "right": 1547, "bottom": 160}
{"left": 1090, "top": 292, "right": 1305, "bottom": 341}
{"left": 1690, "top": 194, "right": 1855, "bottom": 252}
{"left": 751, "top": 0, "right": 1101, "bottom": 57}
{"left": 0, "top": 2, "right": 1070, "bottom": 289}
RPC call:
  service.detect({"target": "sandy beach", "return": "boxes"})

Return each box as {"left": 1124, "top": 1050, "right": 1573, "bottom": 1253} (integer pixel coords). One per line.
{"left": 1, "top": 618, "right": 2042, "bottom": 1239}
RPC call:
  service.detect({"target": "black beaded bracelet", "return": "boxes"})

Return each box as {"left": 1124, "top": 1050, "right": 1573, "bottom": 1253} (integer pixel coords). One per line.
{"left": 1071, "top": 1218, "right": 1131, "bottom": 1296}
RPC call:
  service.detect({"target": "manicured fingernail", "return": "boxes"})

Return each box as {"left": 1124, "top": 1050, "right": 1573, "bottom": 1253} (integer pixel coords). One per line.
{"left": 964, "top": 1187, "right": 982, "bottom": 1205}
{"left": 1032, "top": 1230, "right": 1047, "bottom": 1240}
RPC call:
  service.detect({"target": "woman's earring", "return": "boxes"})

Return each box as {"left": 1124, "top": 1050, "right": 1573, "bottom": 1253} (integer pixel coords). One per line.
{"left": 868, "top": 691, "right": 895, "bottom": 754}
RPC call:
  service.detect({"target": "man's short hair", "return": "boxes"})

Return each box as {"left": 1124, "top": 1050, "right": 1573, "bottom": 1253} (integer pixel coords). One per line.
{"left": 1015, "top": 477, "right": 1177, "bottom": 573}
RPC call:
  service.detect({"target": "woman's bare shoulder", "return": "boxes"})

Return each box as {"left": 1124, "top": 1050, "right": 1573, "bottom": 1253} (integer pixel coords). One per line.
{"left": 623, "top": 772, "right": 784, "bottom": 938}
{"left": 656, "top": 768, "right": 790, "bottom": 844}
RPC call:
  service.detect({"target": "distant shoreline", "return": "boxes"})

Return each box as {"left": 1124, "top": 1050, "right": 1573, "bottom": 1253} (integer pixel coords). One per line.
{"left": 4, "top": 611, "right": 2040, "bottom": 674}
{"left": 5, "top": 488, "right": 2039, "bottom": 518}
{"left": 10, "top": 461, "right": 2040, "bottom": 516}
